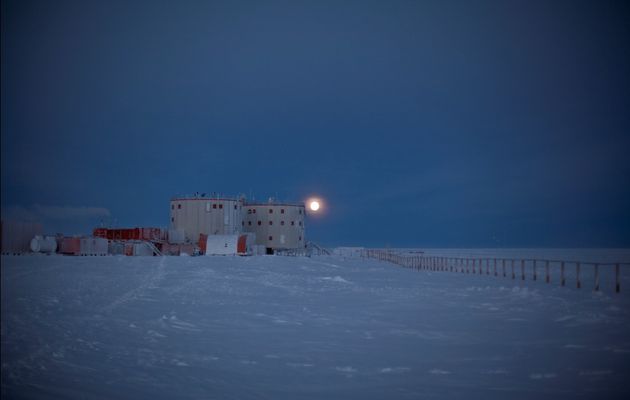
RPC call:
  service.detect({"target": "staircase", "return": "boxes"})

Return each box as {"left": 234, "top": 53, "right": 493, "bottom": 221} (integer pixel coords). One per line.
{"left": 306, "top": 241, "right": 331, "bottom": 256}
{"left": 145, "top": 241, "right": 163, "bottom": 256}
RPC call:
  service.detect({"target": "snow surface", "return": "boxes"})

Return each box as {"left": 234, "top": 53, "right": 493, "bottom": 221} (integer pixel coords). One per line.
{"left": 2, "top": 253, "right": 630, "bottom": 399}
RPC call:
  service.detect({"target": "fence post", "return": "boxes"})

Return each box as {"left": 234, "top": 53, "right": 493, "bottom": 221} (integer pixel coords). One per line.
{"left": 576, "top": 262, "right": 581, "bottom": 289}
{"left": 533, "top": 260, "right": 537, "bottom": 281}
{"left": 486, "top": 258, "right": 490, "bottom": 275}
{"left": 561, "top": 262, "right": 565, "bottom": 286}
{"left": 521, "top": 260, "right": 525, "bottom": 280}
{"left": 502, "top": 259, "right": 506, "bottom": 277}
{"left": 616, "top": 263, "right": 620, "bottom": 293}
{"left": 511, "top": 259, "right": 515, "bottom": 279}
{"left": 545, "top": 260, "right": 550, "bottom": 283}
{"left": 594, "top": 263, "right": 600, "bottom": 292}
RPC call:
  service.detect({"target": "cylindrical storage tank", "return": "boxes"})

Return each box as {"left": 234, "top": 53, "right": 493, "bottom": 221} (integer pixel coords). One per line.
{"left": 169, "top": 196, "right": 245, "bottom": 243}
{"left": 242, "top": 202, "right": 306, "bottom": 253}
{"left": 30, "top": 235, "right": 58, "bottom": 253}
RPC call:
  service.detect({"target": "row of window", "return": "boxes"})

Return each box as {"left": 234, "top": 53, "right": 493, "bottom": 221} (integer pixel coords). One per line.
{"left": 247, "top": 208, "right": 303, "bottom": 215}
{"left": 169, "top": 216, "right": 303, "bottom": 227}
{"left": 171, "top": 204, "right": 303, "bottom": 214}
{"left": 242, "top": 221, "right": 302, "bottom": 226}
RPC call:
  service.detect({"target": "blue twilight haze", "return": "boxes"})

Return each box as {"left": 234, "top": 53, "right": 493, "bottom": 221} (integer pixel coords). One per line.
{"left": 1, "top": 0, "right": 629, "bottom": 247}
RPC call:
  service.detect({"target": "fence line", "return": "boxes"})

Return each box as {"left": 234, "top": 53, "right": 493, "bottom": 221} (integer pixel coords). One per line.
{"left": 360, "top": 249, "right": 628, "bottom": 294}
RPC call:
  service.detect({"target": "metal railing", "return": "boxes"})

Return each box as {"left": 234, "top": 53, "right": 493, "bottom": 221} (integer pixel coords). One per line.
{"left": 360, "top": 249, "right": 628, "bottom": 294}
{"left": 276, "top": 242, "right": 331, "bottom": 257}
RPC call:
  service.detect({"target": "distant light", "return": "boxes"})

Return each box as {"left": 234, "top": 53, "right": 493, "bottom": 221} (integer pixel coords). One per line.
{"left": 309, "top": 201, "right": 320, "bottom": 211}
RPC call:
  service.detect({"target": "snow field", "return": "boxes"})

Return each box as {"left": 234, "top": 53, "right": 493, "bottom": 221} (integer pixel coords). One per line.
{"left": 2, "top": 254, "right": 629, "bottom": 399}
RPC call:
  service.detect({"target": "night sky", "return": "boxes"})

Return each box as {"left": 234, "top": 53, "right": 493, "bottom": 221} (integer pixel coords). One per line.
{"left": 2, "top": 0, "right": 629, "bottom": 247}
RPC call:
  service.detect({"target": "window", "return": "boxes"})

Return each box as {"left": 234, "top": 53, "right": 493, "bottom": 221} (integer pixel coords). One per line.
{"left": 234, "top": 205, "right": 238, "bottom": 210}
{"left": 178, "top": 204, "right": 181, "bottom": 209}
{"left": 219, "top": 204, "right": 223, "bottom": 209}
{"left": 299, "top": 236, "right": 302, "bottom": 241}
{"left": 171, "top": 217, "right": 174, "bottom": 222}
{"left": 281, "top": 221, "right": 285, "bottom": 226}
{"left": 242, "top": 221, "right": 244, "bottom": 226}
{"left": 281, "top": 209, "right": 285, "bottom": 214}
{"left": 171, "top": 205, "right": 174, "bottom": 210}
{"left": 269, "top": 209, "right": 273, "bottom": 214}
{"left": 268, "top": 236, "right": 273, "bottom": 241}
{"left": 213, "top": 204, "right": 217, "bottom": 209}
{"left": 299, "top": 209, "right": 302, "bottom": 215}
{"left": 257, "top": 221, "right": 261, "bottom": 226}
{"left": 248, "top": 209, "right": 252, "bottom": 214}
{"left": 291, "top": 221, "right": 295, "bottom": 226}
{"left": 269, "top": 221, "right": 273, "bottom": 225}
{"left": 299, "top": 221, "right": 302, "bottom": 226}
{"left": 253, "top": 209, "right": 256, "bottom": 214}
{"left": 248, "top": 221, "right": 252, "bottom": 226}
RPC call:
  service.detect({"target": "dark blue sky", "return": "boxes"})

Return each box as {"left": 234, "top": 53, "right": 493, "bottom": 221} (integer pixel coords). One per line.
{"left": 2, "top": 0, "right": 629, "bottom": 247}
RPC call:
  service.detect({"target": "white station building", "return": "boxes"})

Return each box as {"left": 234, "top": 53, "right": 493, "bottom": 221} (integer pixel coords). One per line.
{"left": 169, "top": 195, "right": 307, "bottom": 254}
{"left": 242, "top": 202, "right": 306, "bottom": 254}
{"left": 169, "top": 196, "right": 245, "bottom": 243}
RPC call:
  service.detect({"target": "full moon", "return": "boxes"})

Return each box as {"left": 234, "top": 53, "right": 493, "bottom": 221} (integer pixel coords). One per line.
{"left": 309, "top": 201, "right": 320, "bottom": 211}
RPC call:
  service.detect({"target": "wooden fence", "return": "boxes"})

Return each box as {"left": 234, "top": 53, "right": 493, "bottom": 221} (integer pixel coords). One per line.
{"left": 360, "top": 249, "right": 628, "bottom": 294}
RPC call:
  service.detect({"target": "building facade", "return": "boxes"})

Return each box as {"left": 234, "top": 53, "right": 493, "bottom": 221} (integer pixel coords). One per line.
{"left": 170, "top": 197, "right": 244, "bottom": 243}
{"left": 242, "top": 202, "right": 306, "bottom": 253}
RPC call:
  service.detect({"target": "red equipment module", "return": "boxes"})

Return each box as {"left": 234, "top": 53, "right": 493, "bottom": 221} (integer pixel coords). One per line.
{"left": 93, "top": 227, "right": 166, "bottom": 242}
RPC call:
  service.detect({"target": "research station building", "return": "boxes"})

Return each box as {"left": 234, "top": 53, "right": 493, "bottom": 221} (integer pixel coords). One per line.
{"left": 170, "top": 196, "right": 244, "bottom": 243}
{"left": 242, "top": 202, "right": 306, "bottom": 253}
